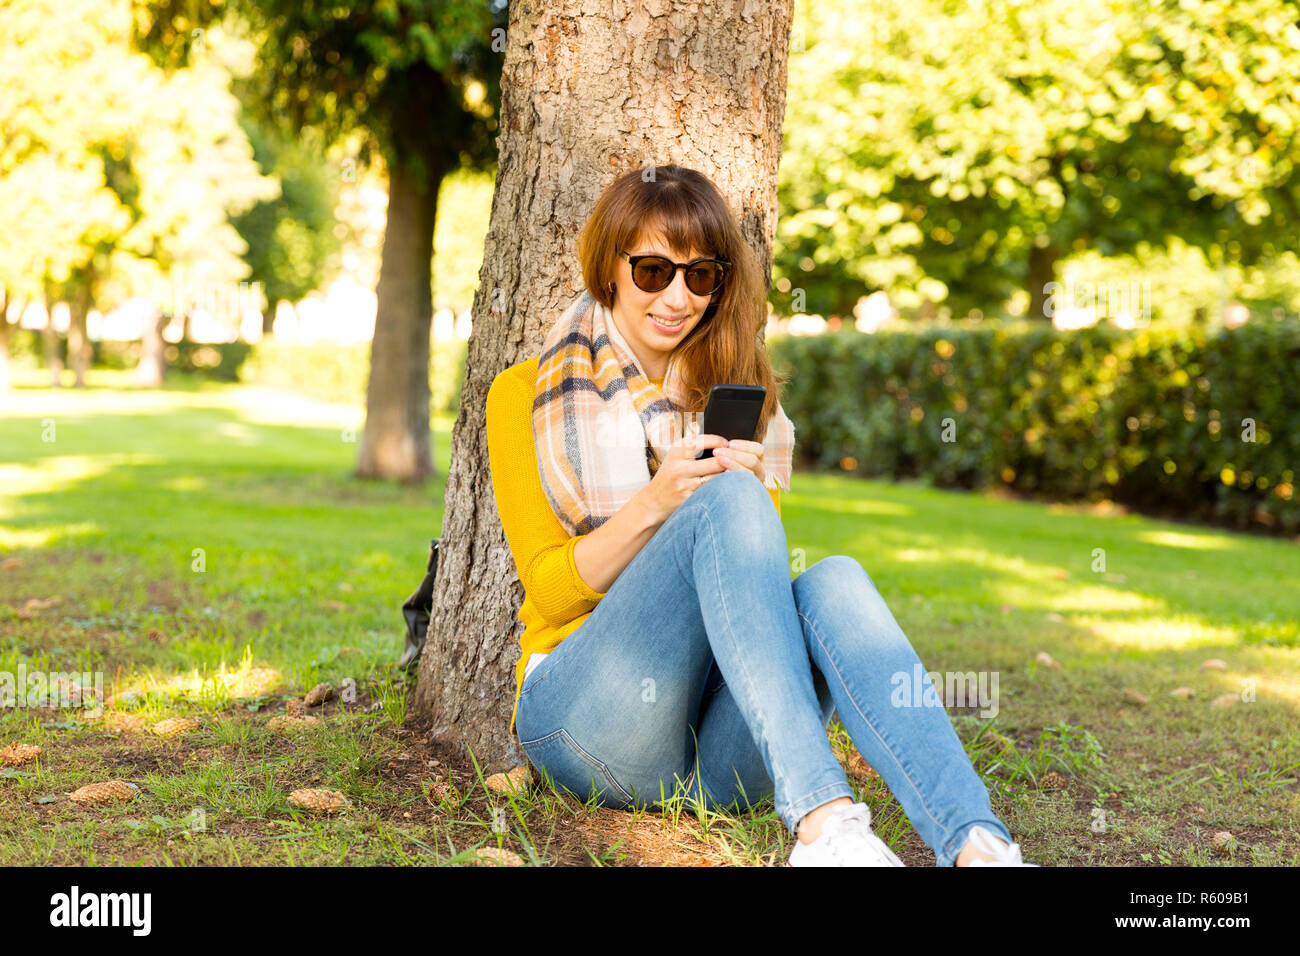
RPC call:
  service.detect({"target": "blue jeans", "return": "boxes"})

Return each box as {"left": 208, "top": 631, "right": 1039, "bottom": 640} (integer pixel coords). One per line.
{"left": 514, "top": 469, "right": 1013, "bottom": 866}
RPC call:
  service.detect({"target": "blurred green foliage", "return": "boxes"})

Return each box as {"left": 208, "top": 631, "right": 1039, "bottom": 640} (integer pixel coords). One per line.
{"left": 240, "top": 340, "right": 467, "bottom": 415}
{"left": 778, "top": 0, "right": 1300, "bottom": 319}
{"left": 769, "top": 318, "right": 1300, "bottom": 533}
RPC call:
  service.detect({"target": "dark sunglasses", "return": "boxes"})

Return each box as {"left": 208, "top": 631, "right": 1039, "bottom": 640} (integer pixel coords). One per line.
{"left": 619, "top": 250, "right": 729, "bottom": 296}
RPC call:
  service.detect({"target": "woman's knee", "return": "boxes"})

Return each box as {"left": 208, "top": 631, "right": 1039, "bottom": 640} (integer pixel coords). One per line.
{"left": 792, "top": 554, "right": 874, "bottom": 605}
{"left": 690, "top": 470, "right": 784, "bottom": 546}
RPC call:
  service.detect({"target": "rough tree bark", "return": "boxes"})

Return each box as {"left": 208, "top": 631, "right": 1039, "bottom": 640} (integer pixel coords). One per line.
{"left": 409, "top": 0, "right": 796, "bottom": 772}
{"left": 354, "top": 155, "right": 443, "bottom": 484}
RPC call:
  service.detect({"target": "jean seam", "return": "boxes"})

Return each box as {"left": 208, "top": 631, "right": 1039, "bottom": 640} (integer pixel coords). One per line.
{"left": 700, "top": 476, "right": 850, "bottom": 833}
{"left": 699, "top": 494, "right": 775, "bottom": 804}
{"left": 522, "top": 727, "right": 636, "bottom": 805}
{"left": 797, "top": 606, "right": 950, "bottom": 841}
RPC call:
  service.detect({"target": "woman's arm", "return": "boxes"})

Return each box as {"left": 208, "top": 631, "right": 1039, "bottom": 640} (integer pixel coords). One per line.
{"left": 486, "top": 367, "right": 607, "bottom": 624}
{"left": 571, "top": 486, "right": 663, "bottom": 595}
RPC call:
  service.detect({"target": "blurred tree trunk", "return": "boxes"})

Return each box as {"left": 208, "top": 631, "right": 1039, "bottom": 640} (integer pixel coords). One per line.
{"left": 355, "top": 154, "right": 442, "bottom": 483}
{"left": 67, "top": 267, "right": 94, "bottom": 388}
{"left": 0, "top": 287, "right": 11, "bottom": 391}
{"left": 41, "top": 277, "right": 63, "bottom": 388}
{"left": 409, "top": 0, "right": 797, "bottom": 770}
{"left": 135, "top": 312, "right": 168, "bottom": 387}
{"left": 1027, "top": 242, "right": 1059, "bottom": 321}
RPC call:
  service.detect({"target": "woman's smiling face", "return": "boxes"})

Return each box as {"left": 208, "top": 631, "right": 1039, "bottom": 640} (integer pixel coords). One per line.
{"left": 609, "top": 226, "right": 716, "bottom": 380}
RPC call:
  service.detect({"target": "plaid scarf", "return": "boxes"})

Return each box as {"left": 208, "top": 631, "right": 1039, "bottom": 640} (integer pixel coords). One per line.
{"left": 532, "top": 289, "right": 795, "bottom": 536}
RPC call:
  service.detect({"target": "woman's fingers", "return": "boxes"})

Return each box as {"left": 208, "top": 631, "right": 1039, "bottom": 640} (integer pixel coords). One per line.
{"left": 714, "top": 440, "right": 765, "bottom": 481}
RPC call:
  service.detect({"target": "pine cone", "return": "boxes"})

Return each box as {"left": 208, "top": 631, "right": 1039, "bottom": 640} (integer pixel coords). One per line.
{"left": 152, "top": 717, "right": 201, "bottom": 737}
{"left": 102, "top": 713, "right": 147, "bottom": 733}
{"left": 304, "top": 683, "right": 335, "bottom": 707}
{"left": 287, "top": 788, "right": 351, "bottom": 813}
{"left": 69, "top": 780, "right": 140, "bottom": 803}
{"left": 267, "top": 715, "right": 321, "bottom": 735}
{"left": 485, "top": 766, "right": 532, "bottom": 794}
{"left": 1039, "top": 771, "right": 1067, "bottom": 790}
{"left": 0, "top": 743, "right": 42, "bottom": 766}
{"left": 471, "top": 846, "right": 525, "bottom": 867}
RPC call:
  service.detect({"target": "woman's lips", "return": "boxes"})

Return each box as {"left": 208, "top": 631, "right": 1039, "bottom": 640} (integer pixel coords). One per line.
{"left": 650, "top": 313, "right": 688, "bottom": 334}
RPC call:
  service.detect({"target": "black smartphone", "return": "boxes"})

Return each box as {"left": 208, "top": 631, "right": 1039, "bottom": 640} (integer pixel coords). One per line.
{"left": 694, "top": 384, "right": 767, "bottom": 459}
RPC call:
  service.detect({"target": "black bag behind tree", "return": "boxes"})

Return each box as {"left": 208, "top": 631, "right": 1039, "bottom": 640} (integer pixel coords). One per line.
{"left": 397, "top": 538, "right": 439, "bottom": 670}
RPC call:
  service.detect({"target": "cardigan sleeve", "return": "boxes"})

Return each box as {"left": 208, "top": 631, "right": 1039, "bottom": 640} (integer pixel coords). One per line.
{"left": 486, "top": 367, "right": 607, "bottom": 626}
{"left": 487, "top": 363, "right": 782, "bottom": 623}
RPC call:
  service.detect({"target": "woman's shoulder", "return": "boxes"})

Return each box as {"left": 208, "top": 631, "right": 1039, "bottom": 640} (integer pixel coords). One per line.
{"left": 489, "top": 356, "right": 540, "bottom": 398}
{"left": 487, "top": 356, "right": 542, "bottom": 425}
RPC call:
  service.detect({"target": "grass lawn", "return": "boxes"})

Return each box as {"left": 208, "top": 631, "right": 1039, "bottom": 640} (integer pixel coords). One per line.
{"left": 1, "top": 368, "right": 1297, "bottom": 866}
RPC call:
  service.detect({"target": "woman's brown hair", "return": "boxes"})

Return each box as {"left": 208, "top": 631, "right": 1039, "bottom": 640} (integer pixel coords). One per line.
{"left": 576, "top": 164, "right": 785, "bottom": 438}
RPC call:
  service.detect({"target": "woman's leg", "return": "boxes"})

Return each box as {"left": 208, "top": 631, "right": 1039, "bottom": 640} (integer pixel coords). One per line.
{"left": 785, "top": 553, "right": 1015, "bottom": 866}
{"left": 515, "top": 469, "right": 854, "bottom": 823}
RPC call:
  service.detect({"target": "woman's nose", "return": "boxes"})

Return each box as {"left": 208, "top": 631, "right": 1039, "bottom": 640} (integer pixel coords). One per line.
{"left": 660, "top": 270, "right": 691, "bottom": 309}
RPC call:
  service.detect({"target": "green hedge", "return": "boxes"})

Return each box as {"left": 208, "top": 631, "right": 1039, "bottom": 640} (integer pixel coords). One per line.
{"left": 240, "top": 339, "right": 466, "bottom": 415}
{"left": 768, "top": 319, "right": 1300, "bottom": 534}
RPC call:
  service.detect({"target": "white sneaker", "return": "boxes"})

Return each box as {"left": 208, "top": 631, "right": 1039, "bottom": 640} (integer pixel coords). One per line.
{"left": 786, "top": 801, "right": 905, "bottom": 867}
{"left": 961, "top": 825, "right": 1038, "bottom": 866}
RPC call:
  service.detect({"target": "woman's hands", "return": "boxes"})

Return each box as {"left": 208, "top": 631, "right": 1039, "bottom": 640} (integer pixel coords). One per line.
{"left": 635, "top": 433, "right": 728, "bottom": 526}
{"left": 713, "top": 438, "right": 766, "bottom": 484}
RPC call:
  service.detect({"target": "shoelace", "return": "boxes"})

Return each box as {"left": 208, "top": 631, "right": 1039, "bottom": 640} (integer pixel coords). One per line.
{"left": 821, "top": 804, "right": 901, "bottom": 866}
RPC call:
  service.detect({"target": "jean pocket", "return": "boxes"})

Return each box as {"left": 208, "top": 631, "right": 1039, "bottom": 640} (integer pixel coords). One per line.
{"left": 519, "top": 728, "right": 635, "bottom": 809}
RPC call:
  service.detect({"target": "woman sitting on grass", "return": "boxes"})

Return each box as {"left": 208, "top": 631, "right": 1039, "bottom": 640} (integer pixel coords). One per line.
{"left": 485, "top": 163, "right": 1034, "bottom": 867}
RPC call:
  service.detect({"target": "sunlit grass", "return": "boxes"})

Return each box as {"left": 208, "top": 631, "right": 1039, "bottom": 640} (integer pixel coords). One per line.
{"left": 1, "top": 372, "right": 1297, "bottom": 866}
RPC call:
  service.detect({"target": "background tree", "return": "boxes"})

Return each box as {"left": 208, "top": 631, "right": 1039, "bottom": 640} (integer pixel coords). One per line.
{"left": 133, "top": 0, "right": 508, "bottom": 482}
{"left": 409, "top": 0, "right": 798, "bottom": 770}
{"left": 230, "top": 118, "right": 346, "bottom": 335}
{"left": 0, "top": 1, "right": 273, "bottom": 388}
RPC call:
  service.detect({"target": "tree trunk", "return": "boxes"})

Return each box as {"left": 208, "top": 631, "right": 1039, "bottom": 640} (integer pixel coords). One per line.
{"left": 68, "top": 273, "right": 93, "bottom": 388}
{"left": 135, "top": 311, "right": 168, "bottom": 387}
{"left": 1027, "top": 241, "right": 1059, "bottom": 321}
{"left": 42, "top": 278, "right": 63, "bottom": 388}
{"left": 409, "top": 0, "right": 797, "bottom": 772}
{"left": 0, "top": 287, "right": 11, "bottom": 391}
{"left": 354, "top": 156, "right": 442, "bottom": 483}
